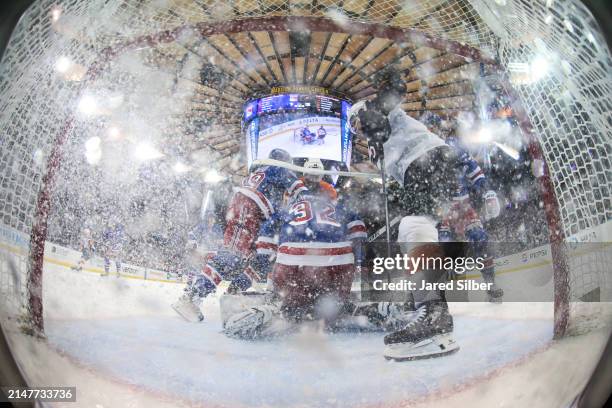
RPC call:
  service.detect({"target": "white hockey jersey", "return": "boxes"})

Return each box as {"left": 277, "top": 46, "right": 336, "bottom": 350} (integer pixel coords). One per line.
{"left": 383, "top": 106, "right": 446, "bottom": 185}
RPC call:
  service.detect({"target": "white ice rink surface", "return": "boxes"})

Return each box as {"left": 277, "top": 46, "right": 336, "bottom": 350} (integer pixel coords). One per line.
{"left": 5, "top": 261, "right": 611, "bottom": 407}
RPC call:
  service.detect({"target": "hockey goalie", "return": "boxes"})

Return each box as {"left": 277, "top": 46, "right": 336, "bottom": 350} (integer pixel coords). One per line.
{"left": 223, "top": 159, "right": 368, "bottom": 339}
{"left": 172, "top": 149, "right": 306, "bottom": 322}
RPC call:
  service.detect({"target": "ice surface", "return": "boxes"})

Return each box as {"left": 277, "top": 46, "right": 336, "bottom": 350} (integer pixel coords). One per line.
{"left": 1, "top": 259, "right": 606, "bottom": 407}
{"left": 45, "top": 315, "right": 552, "bottom": 407}
{"left": 36, "top": 263, "right": 555, "bottom": 407}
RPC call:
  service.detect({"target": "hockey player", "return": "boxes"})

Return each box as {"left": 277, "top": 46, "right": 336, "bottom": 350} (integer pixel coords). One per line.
{"left": 353, "top": 67, "right": 502, "bottom": 300}
{"left": 422, "top": 114, "right": 503, "bottom": 302}
{"left": 71, "top": 227, "right": 94, "bottom": 272}
{"left": 101, "top": 223, "right": 126, "bottom": 277}
{"left": 172, "top": 149, "right": 307, "bottom": 322}
{"left": 179, "top": 213, "right": 224, "bottom": 318}
{"left": 298, "top": 158, "right": 337, "bottom": 201}
{"left": 223, "top": 160, "right": 367, "bottom": 339}
{"left": 300, "top": 126, "right": 315, "bottom": 144}
{"left": 316, "top": 125, "right": 327, "bottom": 145}
{"left": 348, "top": 67, "right": 472, "bottom": 359}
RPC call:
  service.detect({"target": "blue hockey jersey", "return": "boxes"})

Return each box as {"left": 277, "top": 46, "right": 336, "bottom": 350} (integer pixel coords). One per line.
{"left": 102, "top": 225, "right": 126, "bottom": 251}
{"left": 234, "top": 165, "right": 306, "bottom": 219}
{"left": 446, "top": 137, "right": 487, "bottom": 202}
{"left": 255, "top": 192, "right": 367, "bottom": 268}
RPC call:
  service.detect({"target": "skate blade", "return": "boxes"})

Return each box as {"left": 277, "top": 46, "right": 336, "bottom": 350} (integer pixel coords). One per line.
{"left": 384, "top": 333, "right": 460, "bottom": 361}
{"left": 171, "top": 302, "right": 204, "bottom": 323}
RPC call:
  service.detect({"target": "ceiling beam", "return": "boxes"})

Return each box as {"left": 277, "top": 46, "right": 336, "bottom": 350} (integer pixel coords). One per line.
{"left": 326, "top": 36, "right": 375, "bottom": 88}
{"left": 247, "top": 31, "right": 278, "bottom": 83}
{"left": 335, "top": 41, "right": 395, "bottom": 90}
{"left": 223, "top": 33, "right": 272, "bottom": 87}
{"left": 268, "top": 31, "right": 288, "bottom": 84}
{"left": 319, "top": 35, "right": 351, "bottom": 85}
{"left": 309, "top": 32, "right": 332, "bottom": 85}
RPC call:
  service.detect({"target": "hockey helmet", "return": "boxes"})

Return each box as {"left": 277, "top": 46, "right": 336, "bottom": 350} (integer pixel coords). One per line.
{"left": 302, "top": 158, "right": 324, "bottom": 184}
{"left": 268, "top": 148, "right": 292, "bottom": 163}
{"left": 375, "top": 67, "right": 407, "bottom": 114}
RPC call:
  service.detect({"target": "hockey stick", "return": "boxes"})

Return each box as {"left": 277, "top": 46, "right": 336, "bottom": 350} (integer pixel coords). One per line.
{"left": 251, "top": 158, "right": 380, "bottom": 179}
{"left": 368, "top": 215, "right": 402, "bottom": 242}
{"left": 379, "top": 157, "right": 392, "bottom": 257}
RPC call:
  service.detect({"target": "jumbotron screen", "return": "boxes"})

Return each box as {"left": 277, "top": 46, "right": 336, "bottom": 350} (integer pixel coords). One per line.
{"left": 243, "top": 93, "right": 352, "bottom": 167}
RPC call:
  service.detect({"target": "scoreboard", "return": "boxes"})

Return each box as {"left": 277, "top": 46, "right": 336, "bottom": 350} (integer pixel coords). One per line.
{"left": 243, "top": 93, "right": 352, "bottom": 169}
{"left": 245, "top": 94, "right": 343, "bottom": 121}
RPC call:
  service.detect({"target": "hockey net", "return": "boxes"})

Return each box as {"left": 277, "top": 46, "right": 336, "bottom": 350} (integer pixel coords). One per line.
{"left": 0, "top": 0, "right": 610, "bottom": 337}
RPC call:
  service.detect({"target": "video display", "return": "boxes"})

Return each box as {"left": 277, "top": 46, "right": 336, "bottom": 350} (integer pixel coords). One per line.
{"left": 243, "top": 94, "right": 352, "bottom": 167}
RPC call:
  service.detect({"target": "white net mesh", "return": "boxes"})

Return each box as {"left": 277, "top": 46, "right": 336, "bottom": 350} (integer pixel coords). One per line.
{"left": 0, "top": 0, "right": 610, "bottom": 335}
{"left": 466, "top": 0, "right": 612, "bottom": 334}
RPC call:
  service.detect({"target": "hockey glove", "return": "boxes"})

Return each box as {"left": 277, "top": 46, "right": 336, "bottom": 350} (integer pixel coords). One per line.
{"left": 359, "top": 100, "right": 391, "bottom": 166}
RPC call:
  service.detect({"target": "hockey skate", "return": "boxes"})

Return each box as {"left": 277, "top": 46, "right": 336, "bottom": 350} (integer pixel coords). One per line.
{"left": 341, "top": 301, "right": 415, "bottom": 331}
{"left": 172, "top": 294, "right": 204, "bottom": 322}
{"left": 487, "top": 284, "right": 504, "bottom": 303}
{"left": 383, "top": 300, "right": 459, "bottom": 361}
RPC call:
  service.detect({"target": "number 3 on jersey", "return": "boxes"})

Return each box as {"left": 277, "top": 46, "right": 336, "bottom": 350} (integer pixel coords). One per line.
{"left": 289, "top": 200, "right": 340, "bottom": 227}
{"left": 244, "top": 171, "right": 265, "bottom": 189}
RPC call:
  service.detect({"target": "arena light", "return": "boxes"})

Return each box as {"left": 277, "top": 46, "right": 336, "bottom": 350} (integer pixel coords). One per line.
{"left": 55, "top": 56, "right": 72, "bottom": 73}
{"left": 494, "top": 142, "right": 520, "bottom": 160}
{"left": 173, "top": 162, "right": 190, "bottom": 173}
{"left": 85, "top": 136, "right": 101, "bottom": 152}
{"left": 55, "top": 57, "right": 86, "bottom": 81}
{"left": 50, "top": 6, "right": 62, "bottom": 22}
{"left": 530, "top": 56, "right": 550, "bottom": 81}
{"left": 107, "top": 125, "right": 121, "bottom": 140}
{"left": 476, "top": 127, "right": 493, "bottom": 143}
{"left": 204, "top": 169, "right": 224, "bottom": 183}
{"left": 507, "top": 62, "right": 529, "bottom": 73}
{"left": 85, "top": 148, "right": 102, "bottom": 165}
{"left": 134, "top": 142, "right": 163, "bottom": 161}
{"left": 77, "top": 95, "right": 98, "bottom": 115}
{"left": 84, "top": 136, "right": 102, "bottom": 165}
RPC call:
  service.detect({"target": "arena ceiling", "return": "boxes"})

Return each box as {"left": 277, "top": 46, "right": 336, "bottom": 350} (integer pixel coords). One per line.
{"left": 63, "top": 0, "right": 504, "bottom": 180}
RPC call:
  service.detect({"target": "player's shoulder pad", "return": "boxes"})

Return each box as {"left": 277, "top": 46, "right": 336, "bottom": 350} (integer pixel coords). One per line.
{"left": 319, "top": 180, "right": 337, "bottom": 200}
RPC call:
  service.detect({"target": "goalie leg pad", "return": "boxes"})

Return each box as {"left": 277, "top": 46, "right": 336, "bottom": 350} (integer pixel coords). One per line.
{"left": 219, "top": 291, "right": 270, "bottom": 326}
{"left": 224, "top": 304, "right": 279, "bottom": 340}
{"left": 383, "top": 333, "right": 459, "bottom": 361}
